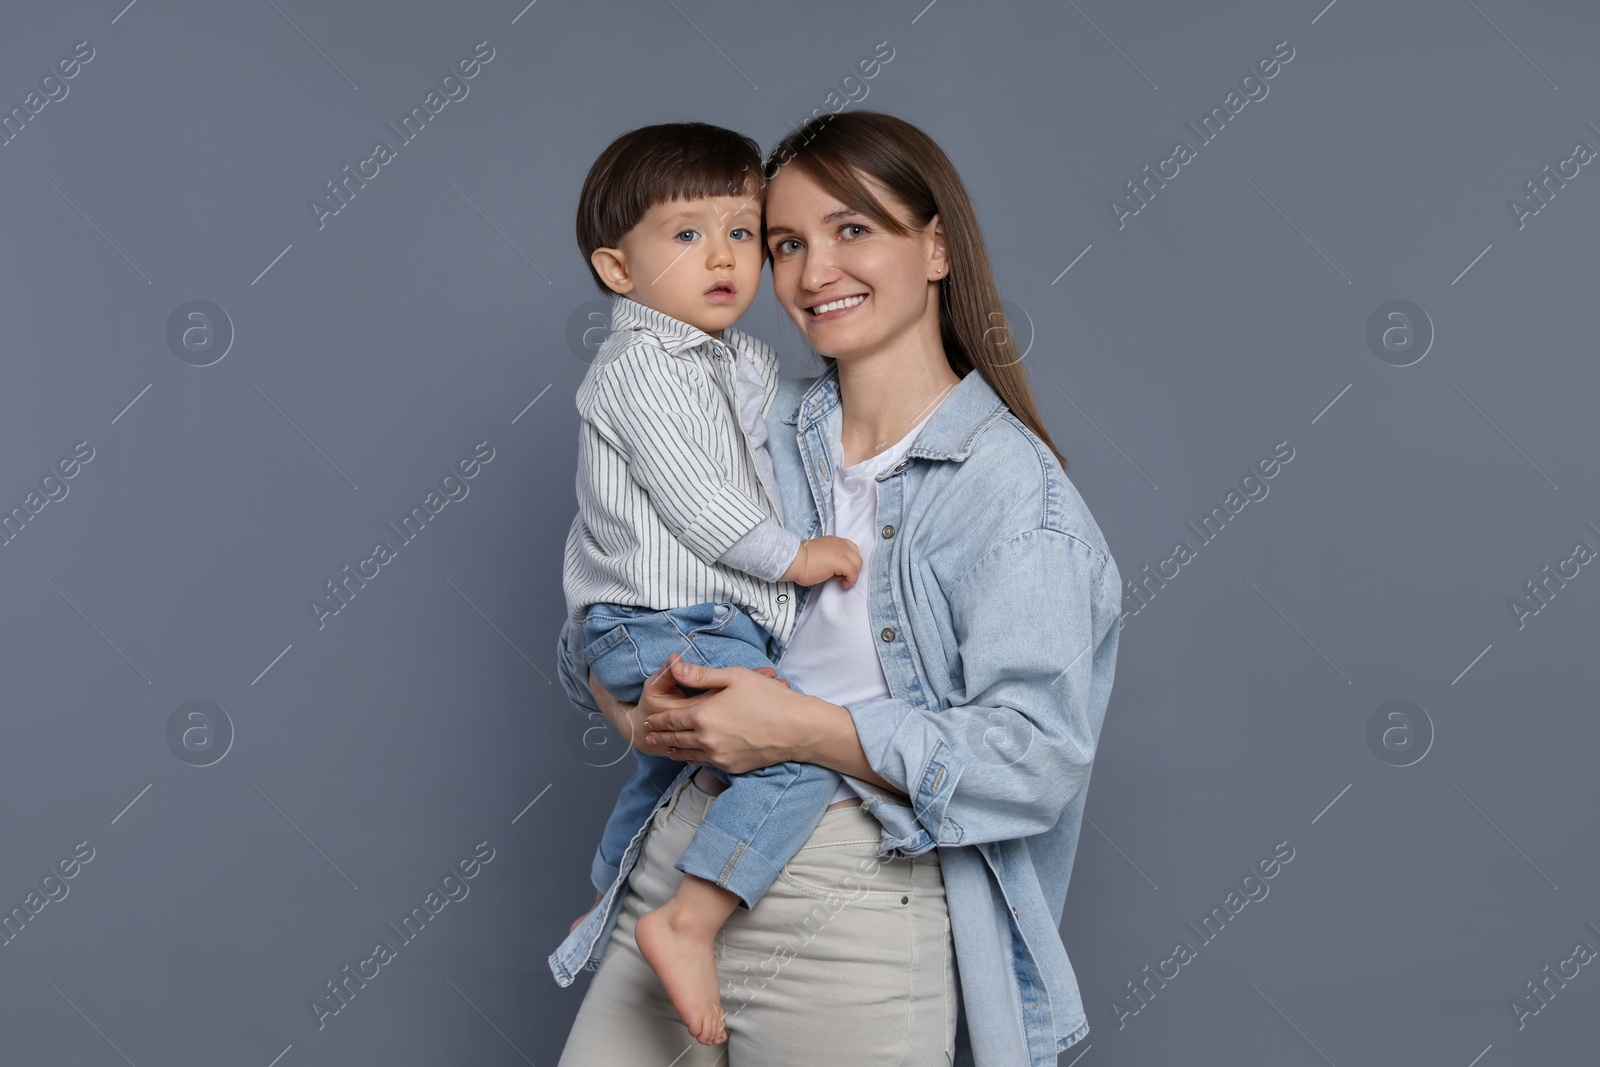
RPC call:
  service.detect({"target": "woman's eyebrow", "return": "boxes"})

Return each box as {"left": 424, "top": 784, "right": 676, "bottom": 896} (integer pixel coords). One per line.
{"left": 766, "top": 208, "right": 863, "bottom": 238}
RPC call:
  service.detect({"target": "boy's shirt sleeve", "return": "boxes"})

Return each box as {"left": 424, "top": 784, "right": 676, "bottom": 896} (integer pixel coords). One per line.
{"left": 590, "top": 350, "right": 778, "bottom": 567}
{"left": 717, "top": 517, "right": 801, "bottom": 582}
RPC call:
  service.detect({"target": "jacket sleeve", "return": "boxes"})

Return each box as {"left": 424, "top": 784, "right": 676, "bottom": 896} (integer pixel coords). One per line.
{"left": 591, "top": 354, "right": 773, "bottom": 566}
{"left": 844, "top": 527, "right": 1122, "bottom": 847}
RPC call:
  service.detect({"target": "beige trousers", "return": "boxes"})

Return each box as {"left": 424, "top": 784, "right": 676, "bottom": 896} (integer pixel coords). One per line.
{"left": 557, "top": 773, "right": 959, "bottom": 1065}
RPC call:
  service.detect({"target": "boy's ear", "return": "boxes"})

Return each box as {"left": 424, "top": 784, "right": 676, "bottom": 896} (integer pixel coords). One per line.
{"left": 590, "top": 247, "right": 634, "bottom": 294}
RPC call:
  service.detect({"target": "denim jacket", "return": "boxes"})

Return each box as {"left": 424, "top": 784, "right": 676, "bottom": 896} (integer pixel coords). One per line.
{"left": 549, "top": 363, "right": 1122, "bottom": 1067}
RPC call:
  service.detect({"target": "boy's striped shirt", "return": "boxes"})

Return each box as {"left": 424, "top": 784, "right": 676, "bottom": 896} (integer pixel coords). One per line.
{"left": 562, "top": 297, "right": 800, "bottom": 645}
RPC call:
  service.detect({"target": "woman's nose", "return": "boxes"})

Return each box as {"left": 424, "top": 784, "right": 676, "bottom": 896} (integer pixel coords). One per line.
{"left": 800, "top": 251, "right": 840, "bottom": 292}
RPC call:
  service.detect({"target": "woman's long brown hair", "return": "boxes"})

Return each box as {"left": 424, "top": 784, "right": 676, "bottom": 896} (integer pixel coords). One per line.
{"left": 761, "top": 110, "right": 1068, "bottom": 470}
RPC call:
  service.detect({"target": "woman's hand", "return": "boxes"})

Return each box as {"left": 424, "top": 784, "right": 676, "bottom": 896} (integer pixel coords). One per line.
{"left": 638, "top": 655, "right": 806, "bottom": 774}
{"left": 587, "top": 669, "right": 673, "bottom": 758}
{"left": 586, "top": 658, "right": 790, "bottom": 761}
{"left": 646, "top": 654, "right": 909, "bottom": 799}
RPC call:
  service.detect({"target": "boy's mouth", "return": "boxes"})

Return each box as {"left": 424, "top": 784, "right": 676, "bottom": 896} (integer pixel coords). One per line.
{"left": 705, "top": 281, "right": 737, "bottom": 303}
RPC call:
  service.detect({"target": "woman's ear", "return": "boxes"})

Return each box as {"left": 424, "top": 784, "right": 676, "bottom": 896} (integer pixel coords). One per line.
{"left": 925, "top": 213, "right": 948, "bottom": 279}
{"left": 591, "top": 246, "right": 634, "bottom": 294}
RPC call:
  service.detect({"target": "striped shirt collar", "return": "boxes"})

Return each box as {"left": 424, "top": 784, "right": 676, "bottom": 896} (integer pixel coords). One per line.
{"left": 609, "top": 295, "right": 727, "bottom": 358}
{"left": 605, "top": 295, "right": 778, "bottom": 385}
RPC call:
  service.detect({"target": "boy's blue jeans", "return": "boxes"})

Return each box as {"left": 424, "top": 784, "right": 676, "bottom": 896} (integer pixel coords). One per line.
{"left": 580, "top": 599, "right": 840, "bottom": 909}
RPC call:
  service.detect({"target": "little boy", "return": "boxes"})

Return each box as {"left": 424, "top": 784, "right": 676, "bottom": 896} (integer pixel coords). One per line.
{"left": 559, "top": 122, "right": 860, "bottom": 1045}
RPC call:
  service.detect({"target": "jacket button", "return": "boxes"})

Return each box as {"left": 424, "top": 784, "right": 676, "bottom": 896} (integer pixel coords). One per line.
{"left": 893, "top": 459, "right": 908, "bottom": 471}
{"left": 777, "top": 593, "right": 788, "bottom": 603}
{"left": 881, "top": 524, "right": 894, "bottom": 539}
{"left": 880, "top": 627, "right": 895, "bottom": 641}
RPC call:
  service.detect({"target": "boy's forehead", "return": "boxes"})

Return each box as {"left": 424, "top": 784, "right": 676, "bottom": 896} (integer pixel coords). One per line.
{"left": 648, "top": 192, "right": 764, "bottom": 222}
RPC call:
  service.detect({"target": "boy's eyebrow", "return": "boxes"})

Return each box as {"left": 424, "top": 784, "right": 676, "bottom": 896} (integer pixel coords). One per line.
{"left": 765, "top": 208, "right": 862, "bottom": 239}
{"left": 656, "top": 203, "right": 762, "bottom": 226}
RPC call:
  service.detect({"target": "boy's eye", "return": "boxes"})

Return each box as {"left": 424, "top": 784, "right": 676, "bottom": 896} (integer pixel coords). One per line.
{"left": 730, "top": 227, "right": 752, "bottom": 240}
{"left": 675, "top": 229, "right": 699, "bottom": 242}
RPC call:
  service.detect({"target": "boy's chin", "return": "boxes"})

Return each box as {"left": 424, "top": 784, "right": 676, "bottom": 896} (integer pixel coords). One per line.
{"left": 682, "top": 302, "right": 752, "bottom": 334}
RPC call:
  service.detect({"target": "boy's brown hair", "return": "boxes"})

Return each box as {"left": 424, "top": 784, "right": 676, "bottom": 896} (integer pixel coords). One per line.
{"left": 576, "top": 122, "right": 765, "bottom": 296}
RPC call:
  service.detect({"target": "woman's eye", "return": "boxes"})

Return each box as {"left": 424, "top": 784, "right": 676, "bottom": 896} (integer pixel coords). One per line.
{"left": 841, "top": 224, "right": 867, "bottom": 239}
{"left": 773, "top": 239, "right": 799, "bottom": 255}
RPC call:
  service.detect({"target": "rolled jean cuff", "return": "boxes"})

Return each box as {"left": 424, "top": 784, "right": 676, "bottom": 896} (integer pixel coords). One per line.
{"left": 672, "top": 817, "right": 785, "bottom": 910}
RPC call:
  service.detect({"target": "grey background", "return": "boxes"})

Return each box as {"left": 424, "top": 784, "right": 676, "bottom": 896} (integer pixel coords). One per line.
{"left": 1, "top": 0, "right": 1596, "bottom": 1063}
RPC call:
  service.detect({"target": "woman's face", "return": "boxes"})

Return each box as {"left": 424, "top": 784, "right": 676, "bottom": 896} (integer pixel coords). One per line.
{"left": 764, "top": 165, "right": 946, "bottom": 364}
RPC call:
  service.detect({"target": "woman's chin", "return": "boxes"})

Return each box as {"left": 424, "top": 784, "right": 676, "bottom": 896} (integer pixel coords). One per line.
{"left": 800, "top": 322, "right": 871, "bottom": 362}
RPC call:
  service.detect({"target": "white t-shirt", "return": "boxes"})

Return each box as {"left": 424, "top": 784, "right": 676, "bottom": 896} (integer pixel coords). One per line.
{"left": 779, "top": 396, "right": 948, "bottom": 804}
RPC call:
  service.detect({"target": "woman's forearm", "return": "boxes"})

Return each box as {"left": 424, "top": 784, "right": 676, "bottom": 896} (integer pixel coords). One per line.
{"left": 628, "top": 657, "right": 909, "bottom": 800}
{"left": 793, "top": 692, "right": 906, "bottom": 799}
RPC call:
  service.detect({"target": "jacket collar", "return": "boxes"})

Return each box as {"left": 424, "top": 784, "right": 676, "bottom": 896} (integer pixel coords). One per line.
{"left": 609, "top": 295, "right": 721, "bottom": 357}
{"left": 783, "top": 361, "right": 1008, "bottom": 463}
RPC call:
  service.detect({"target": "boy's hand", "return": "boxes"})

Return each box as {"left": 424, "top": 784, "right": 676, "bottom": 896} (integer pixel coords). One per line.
{"left": 780, "top": 536, "right": 862, "bottom": 588}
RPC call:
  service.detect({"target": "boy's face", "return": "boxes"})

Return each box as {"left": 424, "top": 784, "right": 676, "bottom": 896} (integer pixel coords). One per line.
{"left": 590, "top": 189, "right": 764, "bottom": 339}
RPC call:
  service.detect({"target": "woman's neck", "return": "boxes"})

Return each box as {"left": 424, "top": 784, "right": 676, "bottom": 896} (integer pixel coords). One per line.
{"left": 835, "top": 335, "right": 962, "bottom": 468}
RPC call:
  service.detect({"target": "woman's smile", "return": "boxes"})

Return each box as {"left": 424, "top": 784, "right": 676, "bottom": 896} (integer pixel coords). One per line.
{"left": 807, "top": 293, "right": 869, "bottom": 318}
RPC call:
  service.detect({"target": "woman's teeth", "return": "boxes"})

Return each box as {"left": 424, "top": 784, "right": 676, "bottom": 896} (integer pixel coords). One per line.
{"left": 810, "top": 294, "right": 867, "bottom": 315}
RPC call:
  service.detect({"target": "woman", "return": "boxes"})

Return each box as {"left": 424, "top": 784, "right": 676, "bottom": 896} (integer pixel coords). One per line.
{"left": 552, "top": 110, "right": 1122, "bottom": 1066}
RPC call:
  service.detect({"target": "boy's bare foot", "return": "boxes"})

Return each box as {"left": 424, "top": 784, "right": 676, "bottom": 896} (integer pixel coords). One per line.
{"left": 636, "top": 896, "right": 728, "bottom": 1044}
